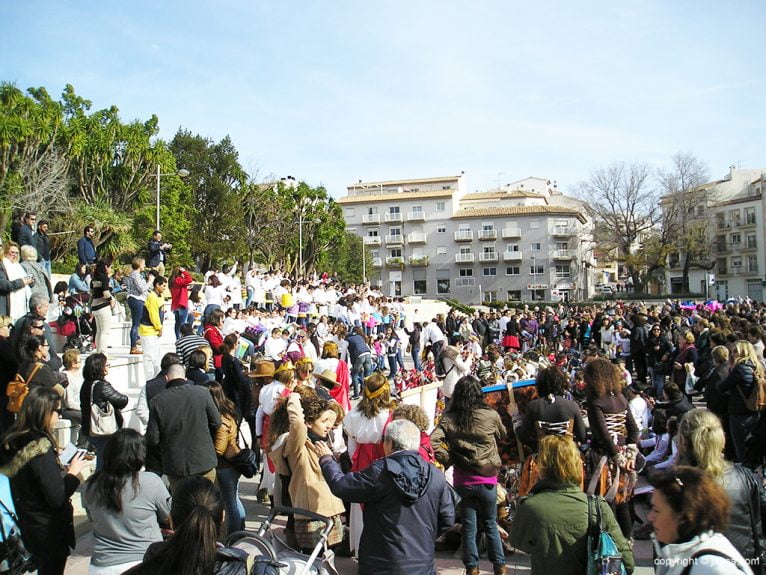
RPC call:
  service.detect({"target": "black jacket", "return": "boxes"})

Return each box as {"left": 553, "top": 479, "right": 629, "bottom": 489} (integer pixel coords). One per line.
{"left": 320, "top": 450, "right": 455, "bottom": 575}
{"left": 80, "top": 378, "right": 129, "bottom": 437}
{"left": 516, "top": 396, "right": 587, "bottom": 450}
{"left": 721, "top": 464, "right": 766, "bottom": 566}
{"left": 221, "top": 354, "right": 254, "bottom": 417}
{"left": 0, "top": 433, "right": 80, "bottom": 558}
{"left": 143, "top": 372, "right": 169, "bottom": 474}
{"left": 35, "top": 231, "right": 50, "bottom": 261}
{"left": 719, "top": 361, "right": 757, "bottom": 415}
{"left": 145, "top": 379, "right": 221, "bottom": 477}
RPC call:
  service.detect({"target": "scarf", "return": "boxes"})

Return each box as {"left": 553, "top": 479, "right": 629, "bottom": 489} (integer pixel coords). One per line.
{"left": 2, "top": 258, "right": 29, "bottom": 321}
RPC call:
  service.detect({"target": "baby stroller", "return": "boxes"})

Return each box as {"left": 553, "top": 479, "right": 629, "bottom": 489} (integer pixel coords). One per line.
{"left": 227, "top": 506, "right": 340, "bottom": 575}
{"left": 56, "top": 296, "right": 95, "bottom": 353}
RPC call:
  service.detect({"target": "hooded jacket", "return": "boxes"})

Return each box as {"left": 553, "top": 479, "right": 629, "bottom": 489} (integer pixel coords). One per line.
{"left": 0, "top": 433, "right": 80, "bottom": 557}
{"left": 430, "top": 406, "right": 506, "bottom": 476}
{"left": 652, "top": 530, "right": 751, "bottom": 574}
{"left": 320, "top": 450, "right": 455, "bottom": 575}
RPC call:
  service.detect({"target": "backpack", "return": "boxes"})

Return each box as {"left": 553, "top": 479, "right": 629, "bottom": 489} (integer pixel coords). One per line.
{"left": 6, "top": 364, "right": 42, "bottom": 414}
{"left": 737, "top": 375, "right": 766, "bottom": 412}
{"left": 0, "top": 477, "right": 35, "bottom": 575}
{"left": 586, "top": 494, "right": 626, "bottom": 575}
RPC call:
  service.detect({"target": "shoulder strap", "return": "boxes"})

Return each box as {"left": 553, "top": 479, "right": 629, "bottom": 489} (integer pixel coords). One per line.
{"left": 27, "top": 362, "right": 43, "bottom": 384}
{"left": 680, "top": 548, "right": 744, "bottom": 575}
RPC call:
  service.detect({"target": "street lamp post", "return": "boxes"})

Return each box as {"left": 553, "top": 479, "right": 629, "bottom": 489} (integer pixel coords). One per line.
{"left": 154, "top": 166, "right": 190, "bottom": 230}
{"left": 297, "top": 198, "right": 320, "bottom": 277}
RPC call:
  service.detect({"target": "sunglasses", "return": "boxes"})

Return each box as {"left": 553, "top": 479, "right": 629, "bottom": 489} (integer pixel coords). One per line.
{"left": 54, "top": 408, "right": 63, "bottom": 416}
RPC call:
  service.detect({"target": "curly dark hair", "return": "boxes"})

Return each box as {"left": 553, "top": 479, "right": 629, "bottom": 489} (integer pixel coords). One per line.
{"left": 449, "top": 375, "right": 487, "bottom": 431}
{"left": 535, "top": 366, "right": 568, "bottom": 397}
{"left": 393, "top": 404, "right": 430, "bottom": 432}
{"left": 583, "top": 357, "right": 622, "bottom": 399}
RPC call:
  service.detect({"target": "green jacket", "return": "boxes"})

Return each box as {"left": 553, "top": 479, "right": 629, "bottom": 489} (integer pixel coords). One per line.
{"left": 430, "top": 407, "right": 506, "bottom": 476}
{"left": 509, "top": 480, "right": 634, "bottom": 574}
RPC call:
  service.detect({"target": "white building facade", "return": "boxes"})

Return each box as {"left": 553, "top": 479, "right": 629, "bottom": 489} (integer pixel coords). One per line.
{"left": 340, "top": 174, "right": 595, "bottom": 303}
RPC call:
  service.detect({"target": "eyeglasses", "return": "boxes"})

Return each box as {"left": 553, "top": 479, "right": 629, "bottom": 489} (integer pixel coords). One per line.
{"left": 53, "top": 408, "right": 63, "bottom": 416}
{"left": 8, "top": 251, "right": 19, "bottom": 256}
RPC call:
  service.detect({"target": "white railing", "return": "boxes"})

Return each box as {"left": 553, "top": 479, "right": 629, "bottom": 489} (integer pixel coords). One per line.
{"left": 478, "top": 229, "right": 497, "bottom": 240}
{"left": 454, "top": 230, "right": 474, "bottom": 241}
{"left": 501, "top": 227, "right": 521, "bottom": 238}
{"left": 384, "top": 212, "right": 403, "bottom": 223}
{"left": 503, "top": 251, "right": 522, "bottom": 261}
{"left": 479, "top": 252, "right": 499, "bottom": 262}
{"left": 362, "top": 214, "right": 381, "bottom": 224}
{"left": 455, "top": 253, "right": 475, "bottom": 263}
{"left": 384, "top": 234, "right": 403, "bottom": 245}
{"left": 406, "top": 232, "right": 427, "bottom": 243}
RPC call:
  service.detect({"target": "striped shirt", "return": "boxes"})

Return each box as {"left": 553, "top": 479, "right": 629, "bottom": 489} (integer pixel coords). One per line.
{"left": 176, "top": 334, "right": 213, "bottom": 369}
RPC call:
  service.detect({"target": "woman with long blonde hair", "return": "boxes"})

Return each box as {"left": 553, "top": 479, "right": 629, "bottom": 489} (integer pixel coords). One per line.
{"left": 719, "top": 340, "right": 764, "bottom": 463}
{"left": 677, "top": 408, "right": 766, "bottom": 570}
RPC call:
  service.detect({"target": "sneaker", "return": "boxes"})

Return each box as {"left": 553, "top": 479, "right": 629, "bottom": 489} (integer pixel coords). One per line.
{"left": 130, "top": 347, "right": 142, "bottom": 355}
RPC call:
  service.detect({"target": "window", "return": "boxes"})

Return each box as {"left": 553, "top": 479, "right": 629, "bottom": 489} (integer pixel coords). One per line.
{"left": 367, "top": 229, "right": 379, "bottom": 237}
{"left": 436, "top": 201, "right": 446, "bottom": 212}
{"left": 459, "top": 246, "right": 472, "bottom": 255}
{"left": 437, "top": 269, "right": 450, "bottom": 294}
{"left": 389, "top": 248, "right": 402, "bottom": 258}
{"left": 717, "top": 258, "right": 727, "bottom": 274}
{"left": 530, "top": 220, "right": 540, "bottom": 229}
{"left": 747, "top": 234, "right": 757, "bottom": 249}
{"left": 411, "top": 205, "right": 423, "bottom": 213}
{"left": 555, "top": 264, "right": 571, "bottom": 278}
{"left": 371, "top": 249, "right": 380, "bottom": 258}
{"left": 437, "top": 225, "right": 446, "bottom": 233}
{"left": 530, "top": 265, "right": 544, "bottom": 275}
{"left": 731, "top": 256, "right": 742, "bottom": 267}
{"left": 555, "top": 241, "right": 568, "bottom": 250}
{"left": 482, "top": 223, "right": 494, "bottom": 231}
{"left": 747, "top": 255, "right": 758, "bottom": 273}
{"left": 531, "top": 242, "right": 541, "bottom": 251}
{"left": 507, "top": 290, "right": 522, "bottom": 301}
{"left": 389, "top": 227, "right": 401, "bottom": 236}
{"left": 413, "top": 269, "right": 427, "bottom": 295}
{"left": 745, "top": 207, "right": 756, "bottom": 224}
{"left": 506, "top": 243, "right": 520, "bottom": 252}
{"left": 436, "top": 246, "right": 447, "bottom": 255}
{"left": 484, "top": 291, "right": 498, "bottom": 303}
{"left": 483, "top": 267, "right": 497, "bottom": 277}
{"left": 345, "top": 208, "right": 355, "bottom": 217}
{"left": 367, "top": 207, "right": 378, "bottom": 215}
{"left": 389, "top": 206, "right": 400, "bottom": 214}
{"left": 729, "top": 209, "right": 740, "bottom": 225}
{"left": 459, "top": 269, "right": 473, "bottom": 277}
{"left": 731, "top": 233, "right": 742, "bottom": 246}
{"left": 483, "top": 246, "right": 496, "bottom": 255}
{"left": 459, "top": 223, "right": 471, "bottom": 231}
{"left": 506, "top": 266, "right": 520, "bottom": 275}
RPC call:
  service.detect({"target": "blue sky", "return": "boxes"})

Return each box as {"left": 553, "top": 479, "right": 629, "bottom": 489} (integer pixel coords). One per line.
{"left": 2, "top": 1, "right": 764, "bottom": 197}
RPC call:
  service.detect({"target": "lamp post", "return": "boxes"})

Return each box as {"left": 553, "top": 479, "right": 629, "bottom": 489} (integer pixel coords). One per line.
{"left": 297, "top": 198, "right": 320, "bottom": 277}
{"left": 154, "top": 166, "right": 189, "bottom": 230}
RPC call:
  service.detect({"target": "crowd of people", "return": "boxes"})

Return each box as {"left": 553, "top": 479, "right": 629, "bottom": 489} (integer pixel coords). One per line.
{"left": 3, "top": 216, "right": 766, "bottom": 573}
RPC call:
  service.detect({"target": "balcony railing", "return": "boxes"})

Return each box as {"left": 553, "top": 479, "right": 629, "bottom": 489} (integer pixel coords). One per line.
{"left": 455, "top": 277, "right": 475, "bottom": 287}
{"left": 551, "top": 249, "right": 576, "bottom": 259}
{"left": 408, "top": 255, "right": 429, "bottom": 266}
{"left": 406, "top": 232, "right": 427, "bottom": 244}
{"left": 371, "top": 257, "right": 382, "bottom": 267}
{"left": 384, "top": 212, "right": 403, "bottom": 223}
{"left": 479, "top": 252, "right": 499, "bottom": 262}
{"left": 503, "top": 251, "right": 523, "bottom": 261}
{"left": 407, "top": 211, "right": 426, "bottom": 222}
{"left": 363, "top": 236, "right": 381, "bottom": 246}
{"left": 501, "top": 227, "right": 521, "bottom": 238}
{"left": 455, "top": 253, "right": 475, "bottom": 263}
{"left": 384, "top": 234, "right": 403, "bottom": 245}
{"left": 478, "top": 229, "right": 497, "bottom": 240}
{"left": 362, "top": 214, "right": 381, "bottom": 224}
{"left": 385, "top": 256, "right": 404, "bottom": 267}
{"left": 551, "top": 226, "right": 577, "bottom": 236}
{"left": 454, "top": 230, "right": 474, "bottom": 242}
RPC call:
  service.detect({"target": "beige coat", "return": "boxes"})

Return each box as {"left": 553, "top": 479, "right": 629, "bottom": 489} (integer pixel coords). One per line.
{"left": 214, "top": 414, "right": 240, "bottom": 468}
{"left": 269, "top": 394, "right": 345, "bottom": 518}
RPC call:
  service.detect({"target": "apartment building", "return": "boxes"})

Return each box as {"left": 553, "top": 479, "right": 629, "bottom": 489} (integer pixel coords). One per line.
{"left": 340, "top": 174, "right": 595, "bottom": 303}
{"left": 664, "top": 168, "right": 766, "bottom": 300}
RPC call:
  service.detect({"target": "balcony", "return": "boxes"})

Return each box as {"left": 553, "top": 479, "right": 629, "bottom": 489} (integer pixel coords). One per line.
{"left": 455, "top": 277, "right": 476, "bottom": 287}
{"left": 740, "top": 217, "right": 757, "bottom": 228}
{"left": 385, "top": 256, "right": 405, "bottom": 267}
{"left": 406, "top": 232, "right": 427, "bottom": 244}
{"left": 384, "top": 212, "right": 403, "bottom": 223}
{"left": 551, "top": 226, "right": 576, "bottom": 237}
{"left": 407, "top": 211, "right": 426, "bottom": 222}
{"left": 362, "top": 214, "right": 381, "bottom": 225}
{"left": 384, "top": 234, "right": 403, "bottom": 246}
{"left": 551, "top": 249, "right": 576, "bottom": 259}
{"left": 478, "top": 229, "right": 497, "bottom": 240}
{"left": 408, "top": 255, "right": 429, "bottom": 266}
{"left": 501, "top": 227, "right": 522, "bottom": 238}
{"left": 371, "top": 257, "right": 382, "bottom": 267}
{"left": 503, "top": 251, "right": 523, "bottom": 261}
{"left": 454, "top": 230, "right": 474, "bottom": 242}
{"left": 744, "top": 241, "right": 758, "bottom": 251}
{"left": 363, "top": 236, "right": 381, "bottom": 246}
{"left": 455, "top": 253, "right": 475, "bottom": 264}
{"left": 479, "top": 252, "right": 499, "bottom": 262}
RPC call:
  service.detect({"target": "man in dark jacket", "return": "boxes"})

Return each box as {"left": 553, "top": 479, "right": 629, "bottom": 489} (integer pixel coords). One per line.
{"left": 346, "top": 328, "right": 372, "bottom": 399}
{"left": 146, "top": 363, "right": 221, "bottom": 491}
{"left": 77, "top": 225, "right": 97, "bottom": 265}
{"left": 317, "top": 419, "right": 455, "bottom": 575}
{"left": 17, "top": 212, "right": 36, "bottom": 248}
{"left": 34, "top": 219, "right": 51, "bottom": 277}
{"left": 147, "top": 230, "right": 172, "bottom": 277}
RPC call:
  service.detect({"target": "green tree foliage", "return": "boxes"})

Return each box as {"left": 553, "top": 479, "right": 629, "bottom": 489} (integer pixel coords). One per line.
{"left": 321, "top": 231, "right": 378, "bottom": 284}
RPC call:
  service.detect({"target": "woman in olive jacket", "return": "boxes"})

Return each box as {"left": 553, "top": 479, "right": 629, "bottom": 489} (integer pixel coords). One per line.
{"left": 431, "top": 375, "right": 507, "bottom": 575}
{"left": 79, "top": 352, "right": 128, "bottom": 470}
{"left": 0, "top": 387, "right": 88, "bottom": 575}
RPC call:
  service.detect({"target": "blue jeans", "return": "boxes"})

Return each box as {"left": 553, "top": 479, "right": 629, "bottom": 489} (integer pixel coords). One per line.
{"left": 88, "top": 436, "right": 109, "bottom": 471}
{"left": 456, "top": 483, "right": 505, "bottom": 569}
{"left": 173, "top": 307, "right": 190, "bottom": 339}
{"left": 41, "top": 259, "right": 51, "bottom": 277}
{"left": 650, "top": 367, "right": 665, "bottom": 398}
{"left": 127, "top": 297, "right": 144, "bottom": 349}
{"left": 411, "top": 346, "right": 422, "bottom": 371}
{"left": 351, "top": 353, "right": 373, "bottom": 397}
{"left": 217, "top": 466, "right": 245, "bottom": 535}
{"left": 387, "top": 351, "right": 405, "bottom": 378}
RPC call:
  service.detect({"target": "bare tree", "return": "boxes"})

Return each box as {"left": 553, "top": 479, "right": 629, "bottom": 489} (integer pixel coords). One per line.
{"left": 577, "top": 162, "right": 659, "bottom": 293}
{"left": 658, "top": 153, "right": 711, "bottom": 292}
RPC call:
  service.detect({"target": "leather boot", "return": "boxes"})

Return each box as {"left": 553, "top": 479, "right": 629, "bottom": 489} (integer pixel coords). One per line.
{"left": 465, "top": 568, "right": 479, "bottom": 575}
{"left": 493, "top": 565, "right": 509, "bottom": 575}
